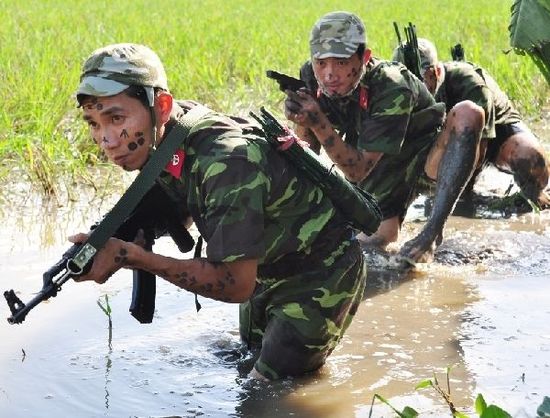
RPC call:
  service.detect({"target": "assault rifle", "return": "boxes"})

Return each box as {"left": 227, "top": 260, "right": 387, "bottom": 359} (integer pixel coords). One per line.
{"left": 250, "top": 107, "right": 382, "bottom": 235}
{"left": 4, "top": 183, "right": 194, "bottom": 324}
{"left": 266, "top": 70, "right": 306, "bottom": 92}
{"left": 393, "top": 21, "right": 422, "bottom": 79}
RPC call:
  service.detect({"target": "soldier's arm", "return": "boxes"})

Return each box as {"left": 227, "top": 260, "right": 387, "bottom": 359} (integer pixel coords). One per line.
{"left": 126, "top": 244, "right": 257, "bottom": 303}
{"left": 294, "top": 124, "right": 321, "bottom": 155}
{"left": 285, "top": 90, "right": 382, "bottom": 183}
{"left": 70, "top": 233, "right": 257, "bottom": 303}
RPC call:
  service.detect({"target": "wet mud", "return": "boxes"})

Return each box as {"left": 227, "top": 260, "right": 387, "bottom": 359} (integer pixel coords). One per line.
{"left": 0, "top": 167, "right": 549, "bottom": 417}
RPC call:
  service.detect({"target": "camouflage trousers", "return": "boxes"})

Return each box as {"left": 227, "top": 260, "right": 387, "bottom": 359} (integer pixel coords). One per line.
{"left": 239, "top": 240, "right": 367, "bottom": 380}
{"left": 359, "top": 133, "right": 435, "bottom": 222}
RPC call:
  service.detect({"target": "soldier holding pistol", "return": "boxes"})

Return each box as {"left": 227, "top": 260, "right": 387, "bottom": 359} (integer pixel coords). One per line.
{"left": 284, "top": 11, "right": 489, "bottom": 263}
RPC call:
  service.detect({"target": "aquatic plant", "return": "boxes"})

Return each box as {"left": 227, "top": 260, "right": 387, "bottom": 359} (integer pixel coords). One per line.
{"left": 96, "top": 294, "right": 113, "bottom": 349}
{"left": 369, "top": 366, "right": 515, "bottom": 417}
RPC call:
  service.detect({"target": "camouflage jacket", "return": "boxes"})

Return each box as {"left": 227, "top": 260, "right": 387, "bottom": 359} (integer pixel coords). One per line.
{"left": 300, "top": 58, "right": 445, "bottom": 156}
{"left": 156, "top": 101, "right": 353, "bottom": 276}
{"left": 437, "top": 61, "right": 522, "bottom": 139}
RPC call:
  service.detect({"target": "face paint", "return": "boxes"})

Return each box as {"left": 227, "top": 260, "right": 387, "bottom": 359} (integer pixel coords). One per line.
{"left": 350, "top": 67, "right": 360, "bottom": 78}
{"left": 314, "top": 54, "right": 365, "bottom": 99}
{"left": 135, "top": 132, "right": 145, "bottom": 146}
{"left": 82, "top": 93, "right": 154, "bottom": 171}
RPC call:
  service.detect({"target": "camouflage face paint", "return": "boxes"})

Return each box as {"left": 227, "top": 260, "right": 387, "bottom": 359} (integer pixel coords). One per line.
{"left": 348, "top": 66, "right": 360, "bottom": 79}
{"left": 135, "top": 131, "right": 145, "bottom": 146}
{"left": 127, "top": 131, "right": 147, "bottom": 151}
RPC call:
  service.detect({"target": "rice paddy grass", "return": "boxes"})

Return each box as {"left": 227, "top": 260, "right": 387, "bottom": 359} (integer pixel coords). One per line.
{"left": 1, "top": 0, "right": 548, "bottom": 194}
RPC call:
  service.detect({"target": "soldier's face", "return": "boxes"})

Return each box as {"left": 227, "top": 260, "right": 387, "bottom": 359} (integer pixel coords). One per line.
{"left": 421, "top": 65, "right": 441, "bottom": 95}
{"left": 312, "top": 54, "right": 363, "bottom": 97}
{"left": 82, "top": 93, "right": 153, "bottom": 171}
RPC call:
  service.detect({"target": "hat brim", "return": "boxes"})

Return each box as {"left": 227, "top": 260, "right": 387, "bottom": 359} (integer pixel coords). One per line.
{"left": 77, "top": 76, "right": 129, "bottom": 97}
{"left": 310, "top": 41, "right": 357, "bottom": 60}
{"left": 312, "top": 51, "right": 354, "bottom": 59}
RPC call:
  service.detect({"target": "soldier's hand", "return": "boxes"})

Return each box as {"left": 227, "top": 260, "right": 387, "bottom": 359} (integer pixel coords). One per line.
{"left": 284, "top": 89, "right": 326, "bottom": 129}
{"left": 68, "top": 233, "right": 133, "bottom": 284}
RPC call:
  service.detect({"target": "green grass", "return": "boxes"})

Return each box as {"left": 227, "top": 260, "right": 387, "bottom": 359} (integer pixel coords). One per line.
{"left": 1, "top": 0, "right": 548, "bottom": 195}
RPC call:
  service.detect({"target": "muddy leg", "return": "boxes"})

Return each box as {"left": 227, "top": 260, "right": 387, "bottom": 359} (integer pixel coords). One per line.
{"left": 399, "top": 126, "right": 480, "bottom": 263}
{"left": 462, "top": 138, "right": 488, "bottom": 196}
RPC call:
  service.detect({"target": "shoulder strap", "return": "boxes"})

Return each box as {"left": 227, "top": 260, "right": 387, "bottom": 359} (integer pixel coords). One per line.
{"left": 70, "top": 104, "right": 211, "bottom": 271}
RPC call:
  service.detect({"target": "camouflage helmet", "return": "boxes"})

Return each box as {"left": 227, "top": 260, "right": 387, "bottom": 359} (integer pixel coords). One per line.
{"left": 77, "top": 43, "right": 168, "bottom": 106}
{"left": 310, "top": 11, "right": 367, "bottom": 59}
{"left": 416, "top": 38, "right": 439, "bottom": 68}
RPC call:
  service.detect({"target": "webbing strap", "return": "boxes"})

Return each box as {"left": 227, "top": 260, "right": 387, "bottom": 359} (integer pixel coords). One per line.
{"left": 71, "top": 105, "right": 211, "bottom": 272}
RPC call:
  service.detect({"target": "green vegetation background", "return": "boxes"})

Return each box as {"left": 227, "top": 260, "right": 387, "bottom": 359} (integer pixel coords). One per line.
{"left": 1, "top": 0, "right": 548, "bottom": 194}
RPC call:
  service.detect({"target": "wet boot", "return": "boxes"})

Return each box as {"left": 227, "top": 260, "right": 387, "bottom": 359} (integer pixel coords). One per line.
{"left": 399, "top": 127, "right": 480, "bottom": 265}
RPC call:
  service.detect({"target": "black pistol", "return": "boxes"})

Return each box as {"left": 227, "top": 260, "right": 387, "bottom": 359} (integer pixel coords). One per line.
{"left": 266, "top": 70, "right": 306, "bottom": 92}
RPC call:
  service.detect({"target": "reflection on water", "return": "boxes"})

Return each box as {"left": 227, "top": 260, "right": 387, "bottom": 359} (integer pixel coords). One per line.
{"left": 0, "top": 173, "right": 549, "bottom": 417}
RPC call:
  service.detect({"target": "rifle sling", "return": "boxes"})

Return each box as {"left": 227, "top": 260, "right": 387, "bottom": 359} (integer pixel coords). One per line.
{"left": 71, "top": 104, "right": 211, "bottom": 272}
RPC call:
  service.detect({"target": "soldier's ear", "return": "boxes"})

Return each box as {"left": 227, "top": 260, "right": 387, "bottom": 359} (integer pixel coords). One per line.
{"left": 156, "top": 92, "right": 173, "bottom": 125}
{"left": 363, "top": 49, "right": 372, "bottom": 64}
{"left": 435, "top": 63, "right": 443, "bottom": 78}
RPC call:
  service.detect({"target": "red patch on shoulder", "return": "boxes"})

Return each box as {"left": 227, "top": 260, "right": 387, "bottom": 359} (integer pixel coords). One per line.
{"left": 165, "top": 149, "right": 185, "bottom": 178}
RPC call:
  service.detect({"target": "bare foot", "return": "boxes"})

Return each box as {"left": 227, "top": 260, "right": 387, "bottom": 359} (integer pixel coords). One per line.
{"left": 249, "top": 368, "right": 270, "bottom": 381}
{"left": 537, "top": 189, "right": 550, "bottom": 210}
{"left": 357, "top": 233, "right": 388, "bottom": 251}
{"left": 398, "top": 235, "right": 436, "bottom": 265}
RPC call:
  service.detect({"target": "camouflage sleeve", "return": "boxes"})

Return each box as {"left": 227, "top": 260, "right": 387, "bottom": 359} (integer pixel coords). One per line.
{"left": 199, "top": 155, "right": 269, "bottom": 263}
{"left": 445, "top": 64, "right": 495, "bottom": 139}
{"left": 357, "top": 80, "right": 415, "bottom": 155}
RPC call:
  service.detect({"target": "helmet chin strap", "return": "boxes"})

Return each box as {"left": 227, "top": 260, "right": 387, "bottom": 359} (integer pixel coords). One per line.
{"left": 317, "top": 49, "right": 371, "bottom": 99}
{"left": 144, "top": 86, "right": 158, "bottom": 151}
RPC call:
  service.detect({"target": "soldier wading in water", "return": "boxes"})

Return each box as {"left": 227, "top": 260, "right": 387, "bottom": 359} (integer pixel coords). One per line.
{"left": 69, "top": 43, "right": 369, "bottom": 380}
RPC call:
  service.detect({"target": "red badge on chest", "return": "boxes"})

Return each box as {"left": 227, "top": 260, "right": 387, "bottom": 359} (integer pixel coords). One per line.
{"left": 165, "top": 149, "right": 185, "bottom": 178}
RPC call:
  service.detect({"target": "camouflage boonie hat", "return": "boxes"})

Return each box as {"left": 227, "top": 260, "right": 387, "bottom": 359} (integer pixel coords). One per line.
{"left": 77, "top": 43, "right": 168, "bottom": 105}
{"left": 310, "top": 11, "right": 366, "bottom": 59}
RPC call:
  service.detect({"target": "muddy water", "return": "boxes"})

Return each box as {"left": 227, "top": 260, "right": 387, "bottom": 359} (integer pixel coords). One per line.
{"left": 0, "top": 168, "right": 549, "bottom": 418}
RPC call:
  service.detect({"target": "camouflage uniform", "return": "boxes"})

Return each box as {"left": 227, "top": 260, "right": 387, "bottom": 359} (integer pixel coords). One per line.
{"left": 156, "top": 101, "right": 367, "bottom": 380}
{"left": 77, "top": 43, "right": 367, "bottom": 380}
{"left": 300, "top": 59, "right": 445, "bottom": 221}
{"left": 435, "top": 61, "right": 524, "bottom": 163}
